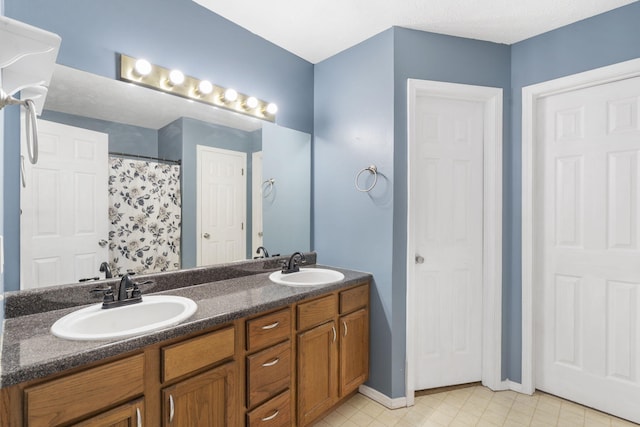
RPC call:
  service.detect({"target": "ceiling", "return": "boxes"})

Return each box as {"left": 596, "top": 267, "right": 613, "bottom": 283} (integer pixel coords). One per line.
{"left": 193, "top": 0, "right": 637, "bottom": 64}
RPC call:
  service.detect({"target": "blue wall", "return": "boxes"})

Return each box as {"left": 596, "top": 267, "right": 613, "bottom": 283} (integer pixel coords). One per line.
{"left": 3, "top": 0, "right": 314, "bottom": 290}
{"left": 508, "top": 1, "right": 640, "bottom": 382}
{"left": 40, "top": 111, "right": 158, "bottom": 157}
{"left": 393, "top": 27, "right": 511, "bottom": 392}
{"left": 314, "top": 29, "right": 397, "bottom": 395}
{"left": 262, "top": 123, "right": 311, "bottom": 256}
{"left": 179, "top": 118, "right": 257, "bottom": 267}
{"left": 314, "top": 27, "right": 511, "bottom": 398}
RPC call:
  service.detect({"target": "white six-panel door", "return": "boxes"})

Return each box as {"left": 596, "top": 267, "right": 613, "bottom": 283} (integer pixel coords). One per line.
{"left": 197, "top": 145, "right": 246, "bottom": 266}
{"left": 413, "top": 95, "right": 484, "bottom": 389}
{"left": 535, "top": 76, "right": 640, "bottom": 423}
{"left": 20, "top": 119, "right": 109, "bottom": 289}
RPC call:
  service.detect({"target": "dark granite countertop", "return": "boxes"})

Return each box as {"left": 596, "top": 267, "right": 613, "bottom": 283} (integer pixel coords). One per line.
{"left": 0, "top": 262, "right": 371, "bottom": 388}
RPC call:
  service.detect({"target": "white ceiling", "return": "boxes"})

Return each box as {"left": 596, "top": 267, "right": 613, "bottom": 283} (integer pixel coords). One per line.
{"left": 193, "top": 0, "right": 637, "bottom": 64}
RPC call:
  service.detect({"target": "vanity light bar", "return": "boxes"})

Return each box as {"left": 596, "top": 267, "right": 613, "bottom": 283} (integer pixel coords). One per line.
{"left": 119, "top": 54, "right": 276, "bottom": 122}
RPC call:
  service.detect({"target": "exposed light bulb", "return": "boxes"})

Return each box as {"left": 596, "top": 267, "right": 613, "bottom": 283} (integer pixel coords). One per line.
{"left": 266, "top": 103, "right": 278, "bottom": 115}
{"left": 198, "top": 80, "right": 213, "bottom": 95}
{"left": 224, "top": 88, "right": 238, "bottom": 102}
{"left": 168, "top": 69, "right": 185, "bottom": 86}
{"left": 134, "top": 59, "right": 152, "bottom": 76}
{"left": 246, "top": 96, "right": 259, "bottom": 109}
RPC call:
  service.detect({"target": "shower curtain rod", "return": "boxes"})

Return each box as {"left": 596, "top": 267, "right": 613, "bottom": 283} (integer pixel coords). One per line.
{"left": 109, "top": 151, "right": 181, "bottom": 165}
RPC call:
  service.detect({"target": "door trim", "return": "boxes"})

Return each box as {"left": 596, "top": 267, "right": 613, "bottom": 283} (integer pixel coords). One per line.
{"left": 406, "top": 79, "right": 503, "bottom": 405}
{"left": 521, "top": 57, "right": 640, "bottom": 394}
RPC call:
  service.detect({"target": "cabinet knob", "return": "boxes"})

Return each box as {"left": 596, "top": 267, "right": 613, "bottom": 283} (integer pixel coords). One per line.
{"left": 415, "top": 254, "right": 425, "bottom": 264}
{"left": 169, "top": 394, "right": 175, "bottom": 423}
{"left": 203, "top": 233, "right": 210, "bottom": 239}
{"left": 343, "top": 321, "right": 348, "bottom": 337}
{"left": 332, "top": 326, "right": 337, "bottom": 343}
{"left": 98, "top": 239, "right": 108, "bottom": 247}
{"left": 136, "top": 407, "right": 142, "bottom": 427}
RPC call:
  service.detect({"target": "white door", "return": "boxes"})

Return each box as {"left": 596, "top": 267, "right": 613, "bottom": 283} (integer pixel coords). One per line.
{"left": 413, "top": 95, "right": 484, "bottom": 389}
{"left": 535, "top": 76, "right": 640, "bottom": 422}
{"left": 252, "top": 151, "right": 264, "bottom": 253}
{"left": 197, "top": 145, "right": 246, "bottom": 265}
{"left": 21, "top": 119, "right": 109, "bottom": 289}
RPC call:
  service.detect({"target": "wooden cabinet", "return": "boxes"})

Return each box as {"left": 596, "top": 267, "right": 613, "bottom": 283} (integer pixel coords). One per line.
{"left": 3, "top": 280, "right": 369, "bottom": 427}
{"left": 339, "top": 309, "right": 369, "bottom": 396}
{"left": 24, "top": 354, "right": 144, "bottom": 427}
{"left": 296, "top": 283, "right": 369, "bottom": 426}
{"left": 162, "top": 362, "right": 236, "bottom": 426}
{"left": 72, "top": 398, "right": 144, "bottom": 427}
{"left": 247, "top": 390, "right": 291, "bottom": 427}
{"left": 245, "top": 308, "right": 292, "bottom": 426}
{"left": 297, "top": 320, "right": 338, "bottom": 426}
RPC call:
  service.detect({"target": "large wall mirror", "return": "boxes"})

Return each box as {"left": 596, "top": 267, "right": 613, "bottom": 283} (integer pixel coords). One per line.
{"left": 17, "top": 65, "right": 310, "bottom": 290}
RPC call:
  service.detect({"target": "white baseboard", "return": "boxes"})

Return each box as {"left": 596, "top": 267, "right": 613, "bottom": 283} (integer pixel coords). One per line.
{"left": 503, "top": 380, "right": 527, "bottom": 394}
{"left": 358, "top": 385, "right": 407, "bottom": 409}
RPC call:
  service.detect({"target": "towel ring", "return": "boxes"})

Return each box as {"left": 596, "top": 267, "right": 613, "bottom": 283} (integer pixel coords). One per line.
{"left": 355, "top": 165, "right": 378, "bottom": 192}
{"left": 262, "top": 178, "right": 275, "bottom": 197}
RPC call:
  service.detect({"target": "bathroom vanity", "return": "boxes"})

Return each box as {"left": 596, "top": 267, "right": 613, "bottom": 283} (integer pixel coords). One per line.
{"left": 0, "top": 256, "right": 370, "bottom": 426}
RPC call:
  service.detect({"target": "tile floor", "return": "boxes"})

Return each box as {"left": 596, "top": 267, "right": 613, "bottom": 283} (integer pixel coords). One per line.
{"left": 312, "top": 385, "right": 639, "bottom": 426}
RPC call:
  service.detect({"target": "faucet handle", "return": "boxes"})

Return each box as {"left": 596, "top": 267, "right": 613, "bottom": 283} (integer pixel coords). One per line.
{"left": 90, "top": 286, "right": 114, "bottom": 303}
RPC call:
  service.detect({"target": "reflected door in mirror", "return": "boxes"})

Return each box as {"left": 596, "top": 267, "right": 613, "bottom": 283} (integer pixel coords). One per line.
{"left": 197, "top": 146, "right": 247, "bottom": 265}
{"left": 20, "top": 119, "right": 109, "bottom": 289}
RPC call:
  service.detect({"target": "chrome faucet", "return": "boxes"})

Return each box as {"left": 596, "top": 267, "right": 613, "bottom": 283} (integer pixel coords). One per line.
{"left": 281, "top": 252, "right": 306, "bottom": 274}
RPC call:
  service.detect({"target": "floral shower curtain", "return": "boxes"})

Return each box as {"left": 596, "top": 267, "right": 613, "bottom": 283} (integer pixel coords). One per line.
{"left": 108, "top": 157, "right": 181, "bottom": 276}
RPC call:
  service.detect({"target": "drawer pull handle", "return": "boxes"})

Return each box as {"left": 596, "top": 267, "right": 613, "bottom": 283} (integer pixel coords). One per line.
{"left": 261, "top": 410, "right": 279, "bottom": 422}
{"left": 262, "top": 321, "right": 279, "bottom": 330}
{"left": 137, "top": 407, "right": 142, "bottom": 427}
{"left": 169, "top": 394, "right": 175, "bottom": 423}
{"left": 343, "top": 320, "right": 348, "bottom": 337}
{"left": 332, "top": 326, "right": 337, "bottom": 343}
{"left": 262, "top": 357, "right": 280, "bottom": 367}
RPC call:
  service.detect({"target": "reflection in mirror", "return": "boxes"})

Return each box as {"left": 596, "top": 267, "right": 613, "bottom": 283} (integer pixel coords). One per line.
{"left": 18, "top": 65, "right": 310, "bottom": 290}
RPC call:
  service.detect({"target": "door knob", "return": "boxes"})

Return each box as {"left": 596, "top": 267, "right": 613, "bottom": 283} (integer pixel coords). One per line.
{"left": 415, "top": 254, "right": 425, "bottom": 264}
{"left": 98, "top": 239, "right": 108, "bottom": 247}
{"left": 203, "top": 233, "right": 210, "bottom": 239}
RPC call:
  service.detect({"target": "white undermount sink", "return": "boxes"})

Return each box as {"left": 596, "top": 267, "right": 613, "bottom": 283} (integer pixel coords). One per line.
{"left": 51, "top": 295, "right": 197, "bottom": 341}
{"left": 269, "top": 268, "right": 345, "bottom": 286}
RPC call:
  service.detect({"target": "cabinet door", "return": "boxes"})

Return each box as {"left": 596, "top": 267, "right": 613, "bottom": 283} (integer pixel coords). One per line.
{"left": 162, "top": 362, "right": 236, "bottom": 427}
{"left": 297, "top": 321, "right": 338, "bottom": 427}
{"left": 339, "top": 308, "right": 369, "bottom": 396}
{"left": 72, "top": 398, "right": 143, "bottom": 427}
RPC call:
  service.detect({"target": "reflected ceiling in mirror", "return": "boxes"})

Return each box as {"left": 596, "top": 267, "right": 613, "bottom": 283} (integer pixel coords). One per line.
{"left": 46, "top": 65, "right": 264, "bottom": 132}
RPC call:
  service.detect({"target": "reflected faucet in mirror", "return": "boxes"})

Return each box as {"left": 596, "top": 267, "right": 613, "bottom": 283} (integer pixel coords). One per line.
{"left": 99, "top": 262, "right": 113, "bottom": 279}
{"left": 14, "top": 65, "right": 311, "bottom": 291}
{"left": 255, "top": 246, "right": 269, "bottom": 258}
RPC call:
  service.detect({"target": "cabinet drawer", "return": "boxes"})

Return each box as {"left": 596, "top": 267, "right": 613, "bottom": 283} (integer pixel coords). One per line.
{"left": 162, "top": 326, "right": 235, "bottom": 382}
{"left": 247, "top": 389, "right": 291, "bottom": 427}
{"left": 340, "top": 284, "right": 369, "bottom": 314}
{"left": 25, "top": 353, "right": 144, "bottom": 427}
{"left": 297, "top": 294, "right": 337, "bottom": 331}
{"left": 247, "top": 341, "right": 291, "bottom": 408}
{"left": 247, "top": 308, "right": 291, "bottom": 352}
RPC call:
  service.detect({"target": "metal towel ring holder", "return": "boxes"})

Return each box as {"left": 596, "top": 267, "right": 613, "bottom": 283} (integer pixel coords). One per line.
{"left": 355, "top": 165, "right": 378, "bottom": 192}
{"left": 262, "top": 178, "right": 275, "bottom": 197}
